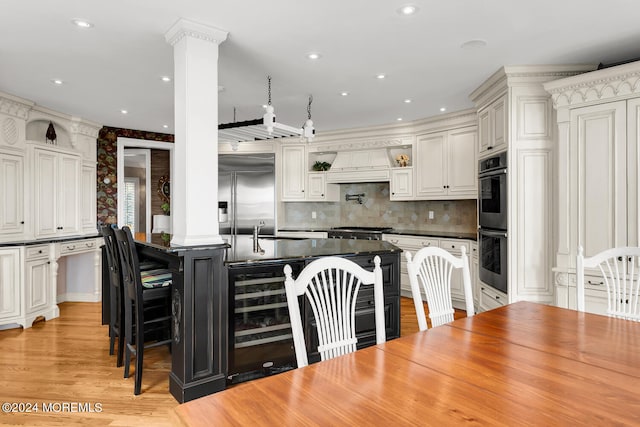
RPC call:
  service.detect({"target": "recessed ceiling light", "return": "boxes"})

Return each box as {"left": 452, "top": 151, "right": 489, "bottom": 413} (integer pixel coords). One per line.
{"left": 440, "top": 107, "right": 447, "bottom": 112}
{"left": 307, "top": 52, "right": 321, "bottom": 60}
{"left": 161, "top": 76, "right": 171, "bottom": 82}
{"left": 162, "top": 124, "right": 169, "bottom": 129}
{"left": 51, "top": 79, "right": 64, "bottom": 85}
{"left": 376, "top": 74, "right": 386, "bottom": 79}
{"left": 397, "top": 118, "right": 403, "bottom": 121}
{"left": 460, "top": 39, "right": 487, "bottom": 50}
{"left": 340, "top": 92, "right": 349, "bottom": 96}
{"left": 404, "top": 99, "right": 412, "bottom": 103}
{"left": 397, "top": 5, "right": 419, "bottom": 15}
{"left": 72, "top": 19, "right": 93, "bottom": 28}
{"left": 120, "top": 110, "right": 128, "bottom": 115}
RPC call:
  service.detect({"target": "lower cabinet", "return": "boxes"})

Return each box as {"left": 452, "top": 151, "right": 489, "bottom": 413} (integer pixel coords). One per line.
{"left": 382, "top": 234, "right": 475, "bottom": 310}
{"left": 0, "top": 248, "right": 21, "bottom": 322}
{"left": 0, "top": 237, "right": 102, "bottom": 329}
{"left": 471, "top": 242, "right": 479, "bottom": 309}
{"left": 479, "top": 283, "right": 507, "bottom": 312}
{"left": 25, "top": 248, "right": 52, "bottom": 316}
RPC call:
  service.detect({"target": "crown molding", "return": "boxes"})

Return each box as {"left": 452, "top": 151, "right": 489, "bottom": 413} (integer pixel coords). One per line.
{"left": 0, "top": 94, "right": 33, "bottom": 120}
{"left": 544, "top": 61, "right": 640, "bottom": 108}
{"left": 165, "top": 18, "right": 228, "bottom": 46}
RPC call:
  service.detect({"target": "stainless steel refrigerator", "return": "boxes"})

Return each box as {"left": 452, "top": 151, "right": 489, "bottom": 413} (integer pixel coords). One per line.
{"left": 218, "top": 153, "right": 275, "bottom": 238}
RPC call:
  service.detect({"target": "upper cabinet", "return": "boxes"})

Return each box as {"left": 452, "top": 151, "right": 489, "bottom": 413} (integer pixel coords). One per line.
{"left": 280, "top": 144, "right": 339, "bottom": 202}
{"left": 281, "top": 144, "right": 306, "bottom": 200}
{"left": 415, "top": 126, "right": 477, "bottom": 200}
{"left": 0, "top": 151, "right": 25, "bottom": 238}
{"left": 32, "top": 145, "right": 81, "bottom": 238}
{"left": 0, "top": 92, "right": 101, "bottom": 243}
{"left": 478, "top": 94, "right": 507, "bottom": 157}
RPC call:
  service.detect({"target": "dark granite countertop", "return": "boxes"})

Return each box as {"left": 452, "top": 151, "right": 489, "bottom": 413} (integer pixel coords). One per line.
{"left": 224, "top": 235, "right": 400, "bottom": 266}
{"left": 277, "top": 228, "right": 477, "bottom": 241}
{"left": 0, "top": 234, "right": 102, "bottom": 247}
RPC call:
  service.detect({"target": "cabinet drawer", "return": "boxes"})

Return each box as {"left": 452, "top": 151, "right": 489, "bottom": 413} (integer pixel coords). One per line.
{"left": 383, "top": 234, "right": 439, "bottom": 249}
{"left": 60, "top": 239, "right": 97, "bottom": 255}
{"left": 440, "top": 239, "right": 470, "bottom": 254}
{"left": 25, "top": 245, "right": 50, "bottom": 260}
{"left": 480, "top": 284, "right": 507, "bottom": 310}
{"left": 582, "top": 274, "right": 607, "bottom": 291}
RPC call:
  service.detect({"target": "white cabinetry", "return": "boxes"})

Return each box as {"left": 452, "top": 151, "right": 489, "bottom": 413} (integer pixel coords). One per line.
{"left": 471, "top": 65, "right": 593, "bottom": 306}
{"left": 479, "top": 283, "right": 507, "bottom": 312}
{"left": 544, "top": 61, "right": 640, "bottom": 313}
{"left": 390, "top": 167, "right": 413, "bottom": 200}
{"left": 277, "top": 231, "right": 328, "bottom": 239}
{"left": 81, "top": 163, "right": 97, "bottom": 234}
{"left": 0, "top": 150, "right": 25, "bottom": 238}
{"left": 281, "top": 144, "right": 306, "bottom": 201}
{"left": 470, "top": 242, "right": 478, "bottom": 309}
{"left": 0, "top": 247, "right": 21, "bottom": 323}
{"left": 281, "top": 145, "right": 339, "bottom": 202}
{"left": 306, "top": 172, "right": 339, "bottom": 201}
{"left": 478, "top": 94, "right": 507, "bottom": 157}
{"left": 33, "top": 146, "right": 81, "bottom": 238}
{"left": 383, "top": 234, "right": 473, "bottom": 310}
{"left": 415, "top": 126, "right": 477, "bottom": 199}
{"left": 24, "top": 244, "right": 52, "bottom": 316}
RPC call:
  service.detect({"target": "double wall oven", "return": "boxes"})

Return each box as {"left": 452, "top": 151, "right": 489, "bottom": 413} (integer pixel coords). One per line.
{"left": 478, "top": 152, "right": 508, "bottom": 294}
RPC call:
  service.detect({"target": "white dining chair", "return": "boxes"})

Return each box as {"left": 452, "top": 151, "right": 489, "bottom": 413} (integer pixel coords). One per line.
{"left": 576, "top": 245, "right": 640, "bottom": 321}
{"left": 283, "top": 256, "right": 386, "bottom": 368}
{"left": 406, "top": 246, "right": 474, "bottom": 331}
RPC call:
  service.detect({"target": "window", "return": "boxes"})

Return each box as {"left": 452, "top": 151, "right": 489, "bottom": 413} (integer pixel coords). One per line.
{"left": 123, "top": 178, "right": 139, "bottom": 234}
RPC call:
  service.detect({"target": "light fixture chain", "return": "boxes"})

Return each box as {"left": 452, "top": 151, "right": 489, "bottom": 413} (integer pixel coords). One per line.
{"left": 307, "top": 95, "right": 313, "bottom": 119}
{"left": 267, "top": 75, "right": 272, "bottom": 106}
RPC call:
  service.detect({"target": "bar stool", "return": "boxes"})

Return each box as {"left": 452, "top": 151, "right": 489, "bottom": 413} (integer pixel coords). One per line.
{"left": 114, "top": 226, "right": 172, "bottom": 395}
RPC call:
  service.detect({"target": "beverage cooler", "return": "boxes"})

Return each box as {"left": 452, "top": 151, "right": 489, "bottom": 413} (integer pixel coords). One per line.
{"left": 226, "top": 261, "right": 303, "bottom": 384}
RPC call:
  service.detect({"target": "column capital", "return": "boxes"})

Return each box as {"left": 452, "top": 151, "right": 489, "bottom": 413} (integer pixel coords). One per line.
{"left": 165, "top": 18, "right": 228, "bottom": 47}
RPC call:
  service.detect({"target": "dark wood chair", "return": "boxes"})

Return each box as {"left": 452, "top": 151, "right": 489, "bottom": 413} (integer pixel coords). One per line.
{"left": 114, "top": 226, "right": 172, "bottom": 395}
{"left": 101, "top": 225, "right": 126, "bottom": 367}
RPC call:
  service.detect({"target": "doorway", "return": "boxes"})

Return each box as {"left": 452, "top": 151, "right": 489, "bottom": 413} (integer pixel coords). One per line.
{"left": 117, "top": 137, "right": 174, "bottom": 240}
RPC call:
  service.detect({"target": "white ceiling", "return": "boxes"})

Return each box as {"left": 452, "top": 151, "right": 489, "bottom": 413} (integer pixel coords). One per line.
{"left": 2, "top": 1, "right": 640, "bottom": 135}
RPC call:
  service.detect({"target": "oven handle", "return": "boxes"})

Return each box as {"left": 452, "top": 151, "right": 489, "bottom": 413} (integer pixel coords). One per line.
{"left": 479, "top": 229, "right": 508, "bottom": 238}
{"left": 478, "top": 168, "right": 507, "bottom": 178}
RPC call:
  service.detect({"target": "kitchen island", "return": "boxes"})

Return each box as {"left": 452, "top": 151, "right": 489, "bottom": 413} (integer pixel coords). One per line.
{"left": 135, "top": 236, "right": 401, "bottom": 403}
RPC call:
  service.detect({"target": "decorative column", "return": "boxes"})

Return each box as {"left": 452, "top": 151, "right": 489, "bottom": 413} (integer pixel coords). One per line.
{"left": 165, "top": 19, "right": 228, "bottom": 246}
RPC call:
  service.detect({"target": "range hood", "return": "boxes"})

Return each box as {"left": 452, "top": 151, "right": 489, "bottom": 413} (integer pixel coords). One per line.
{"left": 326, "top": 149, "right": 391, "bottom": 183}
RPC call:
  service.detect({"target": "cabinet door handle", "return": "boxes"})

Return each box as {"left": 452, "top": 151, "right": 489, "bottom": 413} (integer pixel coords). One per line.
{"left": 587, "top": 280, "right": 603, "bottom": 286}
{"left": 487, "top": 146, "right": 494, "bottom": 150}
{"left": 20, "top": 221, "right": 24, "bottom": 224}
{"left": 495, "top": 295, "right": 500, "bottom": 300}
{"left": 38, "top": 250, "right": 43, "bottom": 254}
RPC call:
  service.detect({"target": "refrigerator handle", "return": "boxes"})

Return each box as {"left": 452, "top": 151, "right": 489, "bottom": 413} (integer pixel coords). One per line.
{"left": 232, "top": 172, "right": 237, "bottom": 237}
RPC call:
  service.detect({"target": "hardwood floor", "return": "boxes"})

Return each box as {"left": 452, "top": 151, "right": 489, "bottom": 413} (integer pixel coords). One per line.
{"left": 0, "top": 298, "right": 462, "bottom": 425}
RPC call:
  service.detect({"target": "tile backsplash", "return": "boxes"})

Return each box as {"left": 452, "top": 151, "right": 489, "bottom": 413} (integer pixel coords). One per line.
{"left": 282, "top": 183, "right": 477, "bottom": 233}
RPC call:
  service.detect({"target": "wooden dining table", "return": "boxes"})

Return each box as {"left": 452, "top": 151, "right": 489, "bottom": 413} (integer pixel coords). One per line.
{"left": 172, "top": 302, "right": 640, "bottom": 426}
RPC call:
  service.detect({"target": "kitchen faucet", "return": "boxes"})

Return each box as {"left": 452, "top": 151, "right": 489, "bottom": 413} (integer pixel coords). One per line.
{"left": 345, "top": 193, "right": 365, "bottom": 204}
{"left": 253, "top": 220, "right": 265, "bottom": 253}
